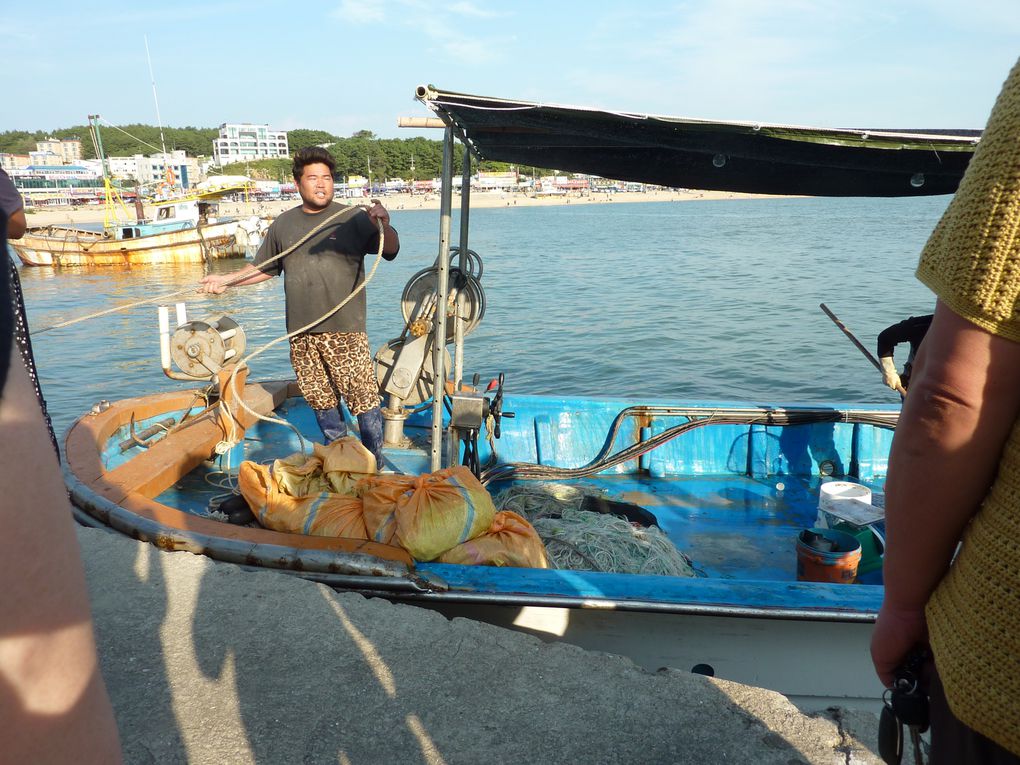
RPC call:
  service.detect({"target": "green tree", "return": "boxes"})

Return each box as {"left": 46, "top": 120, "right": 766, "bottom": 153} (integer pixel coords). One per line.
{"left": 219, "top": 158, "right": 292, "bottom": 182}
{"left": 287, "top": 129, "right": 339, "bottom": 152}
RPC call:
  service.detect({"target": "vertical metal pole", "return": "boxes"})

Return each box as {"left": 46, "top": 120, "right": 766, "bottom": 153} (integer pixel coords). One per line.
{"left": 454, "top": 145, "right": 472, "bottom": 389}
{"left": 430, "top": 126, "right": 455, "bottom": 471}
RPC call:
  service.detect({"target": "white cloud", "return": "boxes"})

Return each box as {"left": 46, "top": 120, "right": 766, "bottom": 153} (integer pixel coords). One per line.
{"left": 331, "top": 0, "right": 385, "bottom": 24}
{"left": 447, "top": 1, "right": 502, "bottom": 18}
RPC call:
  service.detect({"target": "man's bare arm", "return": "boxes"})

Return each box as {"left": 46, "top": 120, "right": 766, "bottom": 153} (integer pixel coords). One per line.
{"left": 0, "top": 350, "right": 123, "bottom": 763}
{"left": 198, "top": 264, "right": 274, "bottom": 294}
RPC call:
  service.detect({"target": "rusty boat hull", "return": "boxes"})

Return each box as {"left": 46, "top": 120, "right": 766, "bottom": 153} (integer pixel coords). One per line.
{"left": 11, "top": 219, "right": 250, "bottom": 267}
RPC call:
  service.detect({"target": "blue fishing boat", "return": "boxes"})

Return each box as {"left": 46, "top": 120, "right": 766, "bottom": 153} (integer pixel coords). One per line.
{"left": 63, "top": 86, "right": 980, "bottom": 712}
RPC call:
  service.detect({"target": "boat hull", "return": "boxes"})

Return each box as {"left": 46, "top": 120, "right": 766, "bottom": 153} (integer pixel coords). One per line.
{"left": 425, "top": 602, "right": 877, "bottom": 712}
{"left": 11, "top": 219, "right": 249, "bottom": 266}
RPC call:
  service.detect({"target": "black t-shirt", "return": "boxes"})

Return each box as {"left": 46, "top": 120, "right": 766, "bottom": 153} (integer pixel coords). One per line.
{"left": 876, "top": 314, "right": 933, "bottom": 360}
{"left": 252, "top": 202, "right": 397, "bottom": 334}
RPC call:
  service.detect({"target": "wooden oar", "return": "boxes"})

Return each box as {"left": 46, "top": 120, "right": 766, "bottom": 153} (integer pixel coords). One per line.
{"left": 819, "top": 303, "right": 907, "bottom": 396}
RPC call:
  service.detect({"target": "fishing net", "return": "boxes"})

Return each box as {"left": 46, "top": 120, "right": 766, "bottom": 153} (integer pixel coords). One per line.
{"left": 492, "top": 483, "right": 696, "bottom": 577}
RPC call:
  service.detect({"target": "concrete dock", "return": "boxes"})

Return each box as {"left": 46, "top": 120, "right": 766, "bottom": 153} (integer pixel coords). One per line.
{"left": 79, "top": 526, "right": 884, "bottom": 764}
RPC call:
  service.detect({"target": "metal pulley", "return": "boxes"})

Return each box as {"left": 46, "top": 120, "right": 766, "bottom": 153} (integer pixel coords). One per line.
{"left": 164, "top": 313, "right": 246, "bottom": 380}
{"left": 400, "top": 265, "right": 485, "bottom": 345}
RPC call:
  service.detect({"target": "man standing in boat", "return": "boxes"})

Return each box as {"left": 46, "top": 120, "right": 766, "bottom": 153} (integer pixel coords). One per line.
{"left": 199, "top": 147, "right": 399, "bottom": 467}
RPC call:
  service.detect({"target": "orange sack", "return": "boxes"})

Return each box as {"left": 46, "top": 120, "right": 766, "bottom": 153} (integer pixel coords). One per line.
{"left": 393, "top": 466, "right": 496, "bottom": 561}
{"left": 237, "top": 460, "right": 368, "bottom": 539}
{"left": 437, "top": 511, "right": 550, "bottom": 568}
{"left": 315, "top": 437, "right": 376, "bottom": 495}
{"left": 357, "top": 473, "right": 418, "bottom": 545}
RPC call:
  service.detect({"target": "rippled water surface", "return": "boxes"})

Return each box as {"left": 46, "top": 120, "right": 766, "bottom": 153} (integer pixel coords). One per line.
{"left": 15, "top": 196, "right": 950, "bottom": 440}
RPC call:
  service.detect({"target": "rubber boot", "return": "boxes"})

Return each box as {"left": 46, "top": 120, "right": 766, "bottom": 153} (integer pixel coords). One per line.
{"left": 313, "top": 407, "right": 347, "bottom": 444}
{"left": 357, "top": 406, "right": 385, "bottom": 469}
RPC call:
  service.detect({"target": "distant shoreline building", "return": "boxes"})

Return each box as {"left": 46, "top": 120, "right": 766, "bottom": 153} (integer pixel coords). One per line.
{"left": 212, "top": 123, "right": 289, "bottom": 167}
{"left": 104, "top": 150, "right": 200, "bottom": 190}
{"left": 35, "top": 136, "right": 83, "bottom": 165}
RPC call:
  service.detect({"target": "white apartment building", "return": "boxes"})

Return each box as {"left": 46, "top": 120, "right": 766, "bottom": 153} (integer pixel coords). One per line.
{"left": 101, "top": 151, "right": 202, "bottom": 189}
{"left": 0, "top": 154, "right": 30, "bottom": 172}
{"left": 212, "top": 123, "right": 289, "bottom": 166}
{"left": 35, "top": 137, "right": 83, "bottom": 164}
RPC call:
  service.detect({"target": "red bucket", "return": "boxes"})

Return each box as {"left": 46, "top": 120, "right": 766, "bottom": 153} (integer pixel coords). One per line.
{"left": 796, "top": 527, "right": 862, "bottom": 584}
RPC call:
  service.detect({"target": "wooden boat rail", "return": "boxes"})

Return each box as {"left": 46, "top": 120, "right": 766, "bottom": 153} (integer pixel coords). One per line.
{"left": 65, "top": 379, "right": 417, "bottom": 581}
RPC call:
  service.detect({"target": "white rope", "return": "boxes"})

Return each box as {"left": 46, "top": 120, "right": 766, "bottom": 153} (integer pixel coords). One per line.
{"left": 34, "top": 202, "right": 361, "bottom": 334}
{"left": 98, "top": 117, "right": 167, "bottom": 155}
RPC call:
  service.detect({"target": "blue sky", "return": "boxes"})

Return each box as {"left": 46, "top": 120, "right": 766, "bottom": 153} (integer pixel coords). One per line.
{"left": 3, "top": 1, "right": 1017, "bottom": 139}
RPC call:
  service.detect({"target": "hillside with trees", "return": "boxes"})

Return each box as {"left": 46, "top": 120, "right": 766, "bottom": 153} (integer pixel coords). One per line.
{"left": 0, "top": 123, "right": 551, "bottom": 179}
{"left": 0, "top": 125, "right": 217, "bottom": 159}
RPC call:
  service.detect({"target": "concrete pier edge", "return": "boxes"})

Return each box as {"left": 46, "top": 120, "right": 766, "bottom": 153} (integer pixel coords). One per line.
{"left": 79, "top": 525, "right": 883, "bottom": 764}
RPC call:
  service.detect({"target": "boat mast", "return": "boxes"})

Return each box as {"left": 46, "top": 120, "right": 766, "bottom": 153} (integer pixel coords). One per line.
{"left": 87, "top": 115, "right": 127, "bottom": 230}
{"left": 145, "top": 35, "right": 174, "bottom": 193}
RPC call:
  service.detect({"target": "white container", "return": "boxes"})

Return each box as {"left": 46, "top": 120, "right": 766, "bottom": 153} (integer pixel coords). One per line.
{"left": 816, "top": 481, "right": 874, "bottom": 528}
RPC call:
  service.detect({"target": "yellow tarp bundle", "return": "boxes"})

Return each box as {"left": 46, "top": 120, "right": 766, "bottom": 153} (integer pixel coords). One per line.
{"left": 235, "top": 448, "right": 549, "bottom": 568}
{"left": 438, "top": 510, "right": 550, "bottom": 568}
{"left": 268, "top": 437, "right": 376, "bottom": 497}
{"left": 392, "top": 466, "right": 496, "bottom": 562}
{"left": 359, "top": 473, "right": 417, "bottom": 545}
{"left": 236, "top": 438, "right": 374, "bottom": 539}
{"left": 237, "top": 459, "right": 368, "bottom": 539}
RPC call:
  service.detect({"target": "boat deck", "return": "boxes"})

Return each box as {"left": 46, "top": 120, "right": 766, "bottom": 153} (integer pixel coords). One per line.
{"left": 142, "top": 397, "right": 885, "bottom": 591}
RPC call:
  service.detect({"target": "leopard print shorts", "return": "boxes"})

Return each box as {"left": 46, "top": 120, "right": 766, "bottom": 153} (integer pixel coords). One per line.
{"left": 289, "top": 332, "right": 380, "bottom": 415}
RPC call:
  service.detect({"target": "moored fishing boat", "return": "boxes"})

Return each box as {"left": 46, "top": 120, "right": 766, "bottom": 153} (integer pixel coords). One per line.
{"left": 11, "top": 202, "right": 264, "bottom": 267}
{"left": 11, "top": 117, "right": 268, "bottom": 267}
{"left": 61, "top": 85, "right": 980, "bottom": 713}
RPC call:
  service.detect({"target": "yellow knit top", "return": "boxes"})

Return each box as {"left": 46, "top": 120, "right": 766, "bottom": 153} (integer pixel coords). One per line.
{"left": 916, "top": 58, "right": 1020, "bottom": 755}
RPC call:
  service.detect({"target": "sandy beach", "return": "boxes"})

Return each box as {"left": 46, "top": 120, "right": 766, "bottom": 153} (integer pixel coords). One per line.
{"left": 23, "top": 188, "right": 788, "bottom": 228}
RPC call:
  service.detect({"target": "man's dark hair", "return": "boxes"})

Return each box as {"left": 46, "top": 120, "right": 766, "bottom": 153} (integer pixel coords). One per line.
{"left": 292, "top": 147, "right": 336, "bottom": 182}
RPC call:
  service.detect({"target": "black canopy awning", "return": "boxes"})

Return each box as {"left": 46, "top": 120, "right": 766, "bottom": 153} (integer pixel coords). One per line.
{"left": 415, "top": 86, "right": 981, "bottom": 197}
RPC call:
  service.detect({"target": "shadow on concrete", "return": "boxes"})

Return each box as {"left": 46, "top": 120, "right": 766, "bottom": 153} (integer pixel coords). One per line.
{"left": 83, "top": 535, "right": 188, "bottom": 764}
{"left": 83, "top": 525, "right": 883, "bottom": 764}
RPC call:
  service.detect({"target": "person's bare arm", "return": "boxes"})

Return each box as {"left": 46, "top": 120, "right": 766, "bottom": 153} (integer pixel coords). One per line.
{"left": 871, "top": 300, "right": 1020, "bottom": 684}
{"left": 198, "top": 263, "right": 274, "bottom": 294}
{"left": 0, "top": 351, "right": 123, "bottom": 763}
{"left": 6, "top": 208, "right": 26, "bottom": 239}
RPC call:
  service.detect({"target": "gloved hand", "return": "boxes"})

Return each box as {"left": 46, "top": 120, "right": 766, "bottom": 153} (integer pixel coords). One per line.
{"left": 880, "top": 357, "right": 901, "bottom": 391}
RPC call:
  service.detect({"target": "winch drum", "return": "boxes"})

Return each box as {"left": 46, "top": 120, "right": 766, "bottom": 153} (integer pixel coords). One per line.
{"left": 169, "top": 315, "right": 246, "bottom": 380}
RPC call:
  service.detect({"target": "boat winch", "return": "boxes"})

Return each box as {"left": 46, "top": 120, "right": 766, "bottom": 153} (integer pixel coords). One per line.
{"left": 158, "top": 303, "right": 246, "bottom": 381}
{"left": 375, "top": 247, "right": 487, "bottom": 448}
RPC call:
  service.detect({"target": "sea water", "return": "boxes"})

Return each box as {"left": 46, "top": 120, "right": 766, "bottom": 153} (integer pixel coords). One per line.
{"left": 13, "top": 195, "right": 950, "bottom": 440}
